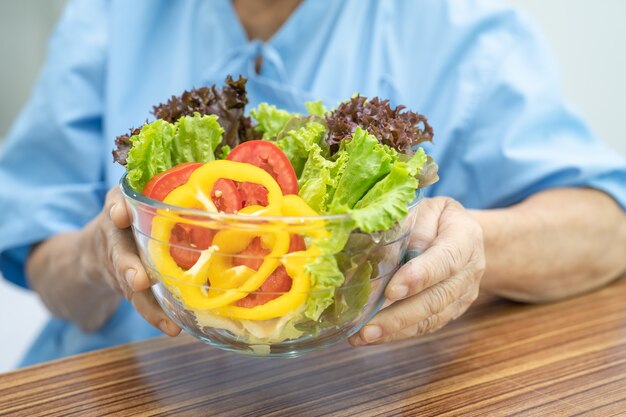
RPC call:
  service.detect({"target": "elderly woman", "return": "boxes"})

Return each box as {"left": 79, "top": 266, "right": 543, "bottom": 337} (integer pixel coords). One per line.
{"left": 1, "top": 0, "right": 625, "bottom": 365}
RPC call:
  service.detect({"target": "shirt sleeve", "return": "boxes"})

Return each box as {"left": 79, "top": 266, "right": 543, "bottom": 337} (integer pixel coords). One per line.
{"left": 0, "top": 0, "right": 109, "bottom": 288}
{"left": 451, "top": 12, "right": 626, "bottom": 211}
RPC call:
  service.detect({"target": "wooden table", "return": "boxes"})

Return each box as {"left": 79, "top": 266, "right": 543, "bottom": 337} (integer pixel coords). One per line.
{"left": 2, "top": 278, "right": 626, "bottom": 416}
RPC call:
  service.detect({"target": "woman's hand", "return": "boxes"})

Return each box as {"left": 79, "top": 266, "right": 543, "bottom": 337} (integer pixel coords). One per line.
{"left": 27, "top": 186, "right": 181, "bottom": 336}
{"left": 94, "top": 187, "right": 181, "bottom": 335}
{"left": 349, "top": 197, "right": 485, "bottom": 346}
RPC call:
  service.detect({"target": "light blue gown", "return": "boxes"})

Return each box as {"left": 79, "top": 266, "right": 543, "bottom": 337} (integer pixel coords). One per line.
{"left": 1, "top": 0, "right": 625, "bottom": 366}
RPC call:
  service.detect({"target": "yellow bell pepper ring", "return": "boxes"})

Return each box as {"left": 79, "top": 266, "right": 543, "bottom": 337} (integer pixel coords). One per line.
{"left": 198, "top": 230, "right": 290, "bottom": 308}
{"left": 149, "top": 159, "right": 285, "bottom": 274}
{"left": 205, "top": 229, "right": 289, "bottom": 291}
{"left": 147, "top": 159, "right": 326, "bottom": 317}
{"left": 164, "top": 160, "right": 283, "bottom": 209}
{"left": 212, "top": 251, "right": 314, "bottom": 320}
{"left": 281, "top": 194, "right": 319, "bottom": 217}
{"left": 153, "top": 229, "right": 290, "bottom": 311}
{"left": 281, "top": 194, "right": 329, "bottom": 238}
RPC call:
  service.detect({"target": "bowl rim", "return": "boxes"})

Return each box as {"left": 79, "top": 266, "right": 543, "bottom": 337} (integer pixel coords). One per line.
{"left": 119, "top": 173, "right": 423, "bottom": 223}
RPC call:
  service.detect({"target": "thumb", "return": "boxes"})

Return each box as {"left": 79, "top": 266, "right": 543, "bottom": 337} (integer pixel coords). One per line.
{"left": 408, "top": 197, "right": 446, "bottom": 253}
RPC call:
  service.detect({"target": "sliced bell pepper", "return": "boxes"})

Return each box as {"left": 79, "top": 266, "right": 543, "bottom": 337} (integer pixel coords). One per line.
{"left": 148, "top": 160, "right": 327, "bottom": 319}
{"left": 213, "top": 248, "right": 319, "bottom": 320}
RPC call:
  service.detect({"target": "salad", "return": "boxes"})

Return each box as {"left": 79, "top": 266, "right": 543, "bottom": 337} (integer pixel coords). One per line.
{"left": 114, "top": 76, "right": 437, "bottom": 345}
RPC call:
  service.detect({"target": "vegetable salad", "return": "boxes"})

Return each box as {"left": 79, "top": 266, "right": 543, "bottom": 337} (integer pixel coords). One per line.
{"left": 114, "top": 76, "right": 437, "bottom": 343}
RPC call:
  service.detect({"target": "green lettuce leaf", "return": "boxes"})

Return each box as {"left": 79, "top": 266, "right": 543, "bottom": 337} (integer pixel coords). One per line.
{"left": 305, "top": 101, "right": 327, "bottom": 117}
{"left": 298, "top": 149, "right": 333, "bottom": 213}
{"left": 304, "top": 255, "right": 345, "bottom": 320}
{"left": 276, "top": 121, "right": 326, "bottom": 177}
{"left": 327, "top": 127, "right": 397, "bottom": 212}
{"left": 114, "top": 76, "right": 252, "bottom": 165}
{"left": 351, "top": 162, "right": 418, "bottom": 232}
{"left": 302, "top": 220, "right": 353, "bottom": 320}
{"left": 250, "top": 103, "right": 297, "bottom": 139}
{"left": 125, "top": 114, "right": 224, "bottom": 192}
{"left": 399, "top": 147, "right": 439, "bottom": 189}
{"left": 218, "top": 145, "right": 231, "bottom": 160}
{"left": 322, "top": 260, "right": 373, "bottom": 325}
{"left": 298, "top": 147, "right": 348, "bottom": 213}
{"left": 126, "top": 120, "right": 176, "bottom": 191}
{"left": 323, "top": 151, "right": 349, "bottom": 205}
{"left": 171, "top": 113, "right": 224, "bottom": 165}
{"left": 416, "top": 155, "right": 439, "bottom": 189}
{"left": 404, "top": 147, "right": 427, "bottom": 176}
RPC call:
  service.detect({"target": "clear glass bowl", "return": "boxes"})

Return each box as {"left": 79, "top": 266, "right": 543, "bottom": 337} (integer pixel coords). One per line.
{"left": 120, "top": 175, "right": 420, "bottom": 357}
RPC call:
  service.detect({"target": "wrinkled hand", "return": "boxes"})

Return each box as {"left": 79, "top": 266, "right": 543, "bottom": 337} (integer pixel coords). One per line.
{"left": 350, "top": 197, "right": 485, "bottom": 346}
{"left": 82, "top": 186, "right": 181, "bottom": 336}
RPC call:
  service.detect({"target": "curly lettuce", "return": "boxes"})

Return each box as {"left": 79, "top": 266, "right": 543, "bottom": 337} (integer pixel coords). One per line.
{"left": 250, "top": 103, "right": 296, "bottom": 139}
{"left": 325, "top": 95, "right": 434, "bottom": 155}
{"left": 351, "top": 162, "right": 419, "bottom": 232}
{"left": 292, "top": 127, "right": 430, "bottom": 319}
{"left": 125, "top": 114, "right": 224, "bottom": 191}
{"left": 276, "top": 121, "right": 327, "bottom": 177}
{"left": 305, "top": 101, "right": 327, "bottom": 117}
{"left": 114, "top": 76, "right": 252, "bottom": 165}
{"left": 327, "top": 127, "right": 397, "bottom": 213}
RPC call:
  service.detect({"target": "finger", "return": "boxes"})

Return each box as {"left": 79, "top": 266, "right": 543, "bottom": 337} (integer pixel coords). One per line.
{"left": 130, "top": 290, "right": 181, "bottom": 337}
{"left": 108, "top": 226, "right": 151, "bottom": 292}
{"left": 386, "top": 201, "right": 481, "bottom": 301}
{"left": 106, "top": 187, "right": 132, "bottom": 229}
{"left": 350, "top": 271, "right": 471, "bottom": 346}
{"left": 407, "top": 198, "right": 444, "bottom": 252}
{"left": 366, "top": 294, "right": 473, "bottom": 345}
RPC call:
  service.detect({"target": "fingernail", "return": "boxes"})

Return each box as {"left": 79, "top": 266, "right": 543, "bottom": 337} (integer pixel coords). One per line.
{"left": 363, "top": 325, "right": 382, "bottom": 343}
{"left": 109, "top": 204, "right": 117, "bottom": 220}
{"left": 125, "top": 269, "right": 136, "bottom": 289}
{"left": 350, "top": 336, "right": 364, "bottom": 347}
{"left": 158, "top": 320, "right": 169, "bottom": 334}
{"left": 388, "top": 284, "right": 409, "bottom": 300}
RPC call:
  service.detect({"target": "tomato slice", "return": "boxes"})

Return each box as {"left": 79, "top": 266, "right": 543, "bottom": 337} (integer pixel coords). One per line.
{"left": 289, "top": 235, "right": 306, "bottom": 252}
{"left": 143, "top": 162, "right": 203, "bottom": 201}
{"left": 236, "top": 182, "right": 269, "bottom": 207}
{"left": 235, "top": 266, "right": 292, "bottom": 308}
{"left": 231, "top": 235, "right": 303, "bottom": 308}
{"left": 231, "top": 237, "right": 268, "bottom": 270}
{"left": 144, "top": 163, "right": 244, "bottom": 268}
{"left": 212, "top": 179, "right": 243, "bottom": 214}
{"left": 227, "top": 141, "right": 298, "bottom": 195}
{"left": 144, "top": 163, "right": 243, "bottom": 214}
{"left": 169, "top": 223, "right": 215, "bottom": 270}
{"left": 168, "top": 178, "right": 241, "bottom": 267}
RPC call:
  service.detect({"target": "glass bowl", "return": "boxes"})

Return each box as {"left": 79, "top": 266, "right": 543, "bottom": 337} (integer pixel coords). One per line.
{"left": 120, "top": 175, "right": 420, "bottom": 357}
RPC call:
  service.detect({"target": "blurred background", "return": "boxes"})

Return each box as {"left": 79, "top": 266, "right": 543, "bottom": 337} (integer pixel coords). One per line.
{"left": 0, "top": 0, "right": 624, "bottom": 372}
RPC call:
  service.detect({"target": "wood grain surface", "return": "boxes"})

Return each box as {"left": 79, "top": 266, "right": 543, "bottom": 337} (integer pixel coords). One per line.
{"left": 2, "top": 277, "right": 626, "bottom": 416}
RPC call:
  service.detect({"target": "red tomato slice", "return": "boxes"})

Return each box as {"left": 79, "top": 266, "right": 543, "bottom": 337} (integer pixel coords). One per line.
{"left": 143, "top": 162, "right": 203, "bottom": 201}
{"left": 169, "top": 223, "right": 215, "bottom": 270}
{"left": 231, "top": 235, "right": 303, "bottom": 308}
{"left": 231, "top": 237, "right": 268, "bottom": 270}
{"left": 168, "top": 179, "right": 241, "bottom": 267}
{"left": 141, "top": 162, "right": 204, "bottom": 249}
{"left": 145, "top": 163, "right": 243, "bottom": 268}
{"left": 167, "top": 176, "right": 253, "bottom": 269}
{"left": 144, "top": 163, "right": 243, "bottom": 214}
{"left": 235, "top": 266, "right": 292, "bottom": 308}
{"left": 212, "top": 179, "right": 243, "bottom": 213}
{"left": 231, "top": 235, "right": 304, "bottom": 270}
{"left": 236, "top": 182, "right": 269, "bottom": 207}
{"left": 289, "top": 235, "right": 306, "bottom": 252}
{"left": 227, "top": 141, "right": 298, "bottom": 195}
